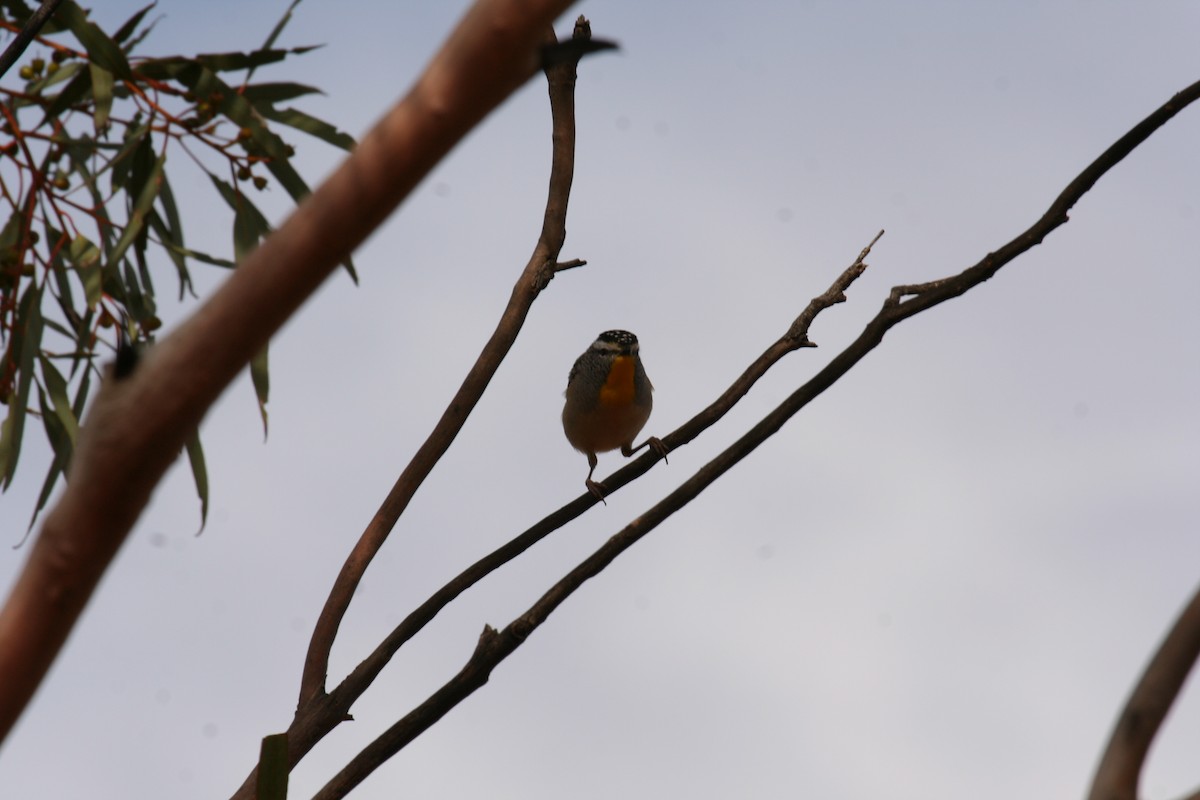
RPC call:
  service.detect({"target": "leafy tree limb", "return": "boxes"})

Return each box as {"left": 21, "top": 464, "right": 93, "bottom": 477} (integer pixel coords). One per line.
{"left": 0, "top": 0, "right": 579, "bottom": 744}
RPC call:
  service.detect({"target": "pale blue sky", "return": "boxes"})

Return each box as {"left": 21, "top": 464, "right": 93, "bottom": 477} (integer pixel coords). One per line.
{"left": 1, "top": 1, "right": 1199, "bottom": 798}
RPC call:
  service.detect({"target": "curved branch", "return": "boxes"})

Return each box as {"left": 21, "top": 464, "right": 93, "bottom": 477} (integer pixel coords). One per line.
{"left": 317, "top": 78, "right": 1200, "bottom": 796}
{"left": 296, "top": 15, "right": 599, "bottom": 708}
{"left": 1087, "top": 583, "right": 1200, "bottom": 800}
{"left": 0, "top": 0, "right": 577, "bottom": 745}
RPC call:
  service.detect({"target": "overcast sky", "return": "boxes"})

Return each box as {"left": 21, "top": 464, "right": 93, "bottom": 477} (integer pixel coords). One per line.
{"left": 2, "top": 1, "right": 1199, "bottom": 798}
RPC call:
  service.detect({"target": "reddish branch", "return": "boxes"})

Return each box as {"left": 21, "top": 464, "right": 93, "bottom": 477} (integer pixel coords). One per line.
{"left": 312, "top": 79, "right": 1200, "bottom": 799}
{"left": 0, "top": 0, "right": 579, "bottom": 744}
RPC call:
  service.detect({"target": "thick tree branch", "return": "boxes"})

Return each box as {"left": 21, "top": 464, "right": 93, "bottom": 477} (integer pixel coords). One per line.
{"left": 1087, "top": 582, "right": 1200, "bottom": 800}
{"left": 315, "top": 79, "right": 1200, "bottom": 796}
{"left": 296, "top": 16, "right": 600, "bottom": 710}
{"left": 0, "top": 0, "right": 578, "bottom": 745}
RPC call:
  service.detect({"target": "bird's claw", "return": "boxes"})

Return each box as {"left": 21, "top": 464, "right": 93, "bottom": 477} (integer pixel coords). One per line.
{"left": 585, "top": 479, "right": 608, "bottom": 504}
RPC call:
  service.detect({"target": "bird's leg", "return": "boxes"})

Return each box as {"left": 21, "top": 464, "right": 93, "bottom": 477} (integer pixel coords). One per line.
{"left": 622, "top": 436, "right": 669, "bottom": 464}
{"left": 584, "top": 452, "right": 607, "bottom": 504}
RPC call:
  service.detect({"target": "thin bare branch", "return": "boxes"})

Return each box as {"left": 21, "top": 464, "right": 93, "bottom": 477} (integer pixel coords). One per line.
{"left": 266, "top": 231, "right": 882, "bottom": 780}
{"left": 316, "top": 78, "right": 1200, "bottom": 796}
{"left": 0, "top": 0, "right": 578, "bottom": 745}
{"left": 1088, "top": 583, "right": 1200, "bottom": 800}
{"left": 296, "top": 15, "right": 600, "bottom": 708}
{"left": 305, "top": 233, "right": 881, "bottom": 798}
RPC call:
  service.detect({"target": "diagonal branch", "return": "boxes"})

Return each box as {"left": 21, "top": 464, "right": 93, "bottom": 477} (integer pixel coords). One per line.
{"left": 0, "top": 0, "right": 579, "bottom": 746}
{"left": 296, "top": 16, "right": 602, "bottom": 709}
{"left": 314, "top": 78, "right": 1200, "bottom": 799}
{"left": 1087, "top": 582, "right": 1200, "bottom": 800}
{"left": 274, "top": 231, "right": 882, "bottom": 778}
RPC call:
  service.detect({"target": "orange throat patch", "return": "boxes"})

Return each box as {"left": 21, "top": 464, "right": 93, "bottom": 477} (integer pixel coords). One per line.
{"left": 598, "top": 355, "right": 636, "bottom": 407}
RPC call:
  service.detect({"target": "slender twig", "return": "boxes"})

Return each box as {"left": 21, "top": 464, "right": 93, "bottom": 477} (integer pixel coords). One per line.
{"left": 0, "top": 0, "right": 579, "bottom": 746}
{"left": 0, "top": 0, "right": 65, "bottom": 83}
{"left": 295, "top": 16, "right": 603, "bottom": 710}
{"left": 1087, "top": 583, "right": 1200, "bottom": 800}
{"left": 314, "top": 79, "right": 1200, "bottom": 799}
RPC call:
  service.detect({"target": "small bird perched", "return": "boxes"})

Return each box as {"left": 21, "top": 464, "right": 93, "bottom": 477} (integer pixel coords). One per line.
{"left": 562, "top": 330, "right": 665, "bottom": 500}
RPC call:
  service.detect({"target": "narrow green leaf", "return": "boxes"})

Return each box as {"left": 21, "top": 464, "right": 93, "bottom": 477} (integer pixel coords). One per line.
{"left": 134, "top": 235, "right": 156, "bottom": 300}
{"left": 256, "top": 733, "right": 290, "bottom": 800}
{"left": 156, "top": 169, "right": 185, "bottom": 250}
{"left": 40, "top": 318, "right": 75, "bottom": 341}
{"left": 210, "top": 174, "right": 271, "bottom": 261}
{"left": 70, "top": 361, "right": 92, "bottom": 420}
{"left": 146, "top": 211, "right": 192, "bottom": 300}
{"left": 151, "top": 172, "right": 195, "bottom": 297}
{"left": 0, "top": 208, "right": 23, "bottom": 252}
{"left": 27, "top": 451, "right": 64, "bottom": 534}
{"left": 28, "top": 388, "right": 68, "bottom": 534}
{"left": 108, "top": 152, "right": 165, "bottom": 269}
{"left": 112, "top": 1, "right": 157, "bottom": 44}
{"left": 195, "top": 46, "right": 319, "bottom": 73}
{"left": 36, "top": 387, "right": 69, "bottom": 456}
{"left": 132, "top": 56, "right": 189, "bottom": 82}
{"left": 0, "top": 282, "right": 43, "bottom": 488}
{"left": 36, "top": 59, "right": 84, "bottom": 94}
{"left": 0, "top": 414, "right": 14, "bottom": 493}
{"left": 44, "top": 223, "right": 75, "bottom": 313}
{"left": 57, "top": 1, "right": 134, "bottom": 80}
{"left": 120, "top": 259, "right": 154, "bottom": 323}
{"left": 68, "top": 234, "right": 102, "bottom": 310}
{"left": 88, "top": 63, "right": 114, "bottom": 134}
{"left": 250, "top": 344, "right": 269, "bottom": 440}
{"left": 240, "top": 81, "right": 323, "bottom": 105}
{"left": 257, "top": 105, "right": 355, "bottom": 152}
{"left": 232, "top": 203, "right": 265, "bottom": 262}
{"left": 184, "top": 430, "right": 209, "bottom": 532}
{"left": 259, "top": 0, "right": 303, "bottom": 52}
{"left": 38, "top": 356, "right": 79, "bottom": 447}
{"left": 109, "top": 122, "right": 152, "bottom": 194}
{"left": 155, "top": 238, "right": 235, "bottom": 269}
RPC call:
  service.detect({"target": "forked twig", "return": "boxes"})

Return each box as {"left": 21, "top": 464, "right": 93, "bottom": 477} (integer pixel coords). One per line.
{"left": 296, "top": 17, "right": 600, "bottom": 707}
